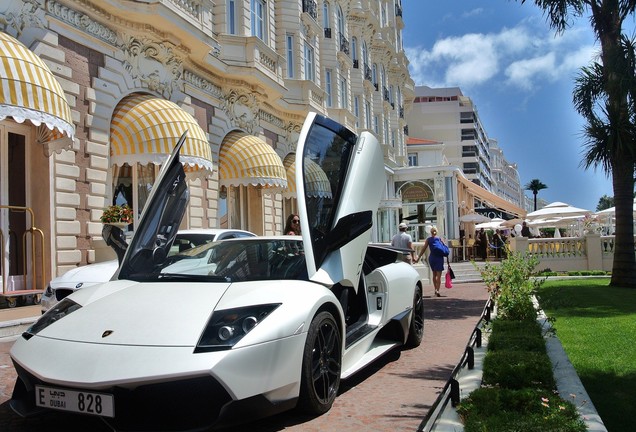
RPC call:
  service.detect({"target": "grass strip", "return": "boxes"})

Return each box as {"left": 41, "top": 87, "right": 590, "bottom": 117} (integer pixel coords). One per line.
{"left": 538, "top": 278, "right": 636, "bottom": 432}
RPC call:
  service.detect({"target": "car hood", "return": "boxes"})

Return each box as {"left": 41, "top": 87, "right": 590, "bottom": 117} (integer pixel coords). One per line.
{"left": 49, "top": 260, "right": 118, "bottom": 287}
{"left": 35, "top": 280, "right": 231, "bottom": 347}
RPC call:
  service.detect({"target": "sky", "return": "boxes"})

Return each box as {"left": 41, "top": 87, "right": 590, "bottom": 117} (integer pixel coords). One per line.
{"left": 401, "top": 0, "right": 616, "bottom": 212}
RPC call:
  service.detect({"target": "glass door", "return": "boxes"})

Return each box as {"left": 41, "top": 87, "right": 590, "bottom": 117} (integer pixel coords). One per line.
{"left": 0, "top": 122, "right": 30, "bottom": 292}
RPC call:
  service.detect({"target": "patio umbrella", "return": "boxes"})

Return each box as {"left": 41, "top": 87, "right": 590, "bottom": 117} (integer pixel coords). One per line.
{"left": 594, "top": 198, "right": 636, "bottom": 219}
{"left": 459, "top": 213, "right": 491, "bottom": 223}
{"left": 475, "top": 218, "right": 505, "bottom": 230}
{"left": 501, "top": 218, "right": 525, "bottom": 227}
{"left": 526, "top": 201, "right": 591, "bottom": 220}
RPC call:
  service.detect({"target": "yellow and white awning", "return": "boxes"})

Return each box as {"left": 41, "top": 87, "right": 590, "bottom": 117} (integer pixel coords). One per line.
{"left": 219, "top": 131, "right": 286, "bottom": 188}
{"left": 110, "top": 94, "right": 213, "bottom": 173}
{"left": 0, "top": 31, "right": 74, "bottom": 143}
{"left": 283, "top": 152, "right": 331, "bottom": 199}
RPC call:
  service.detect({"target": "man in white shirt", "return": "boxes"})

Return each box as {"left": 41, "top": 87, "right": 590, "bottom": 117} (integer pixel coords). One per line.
{"left": 391, "top": 222, "right": 415, "bottom": 263}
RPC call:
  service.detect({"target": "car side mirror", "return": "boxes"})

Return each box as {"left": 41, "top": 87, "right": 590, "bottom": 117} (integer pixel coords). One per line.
{"left": 102, "top": 224, "right": 128, "bottom": 265}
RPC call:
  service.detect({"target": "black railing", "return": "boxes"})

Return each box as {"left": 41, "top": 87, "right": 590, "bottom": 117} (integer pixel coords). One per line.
{"left": 339, "top": 34, "right": 350, "bottom": 55}
{"left": 396, "top": 4, "right": 403, "bottom": 17}
{"left": 324, "top": 27, "right": 332, "bottom": 38}
{"left": 364, "top": 64, "right": 372, "bottom": 82}
{"left": 399, "top": 106, "right": 404, "bottom": 118}
{"left": 353, "top": 59, "right": 359, "bottom": 69}
{"left": 403, "top": 125, "right": 409, "bottom": 135}
{"left": 383, "top": 86, "right": 390, "bottom": 102}
{"left": 302, "top": 0, "right": 317, "bottom": 20}
{"left": 417, "top": 298, "right": 494, "bottom": 432}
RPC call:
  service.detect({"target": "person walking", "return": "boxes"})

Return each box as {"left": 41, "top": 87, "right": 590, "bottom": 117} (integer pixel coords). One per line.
{"left": 391, "top": 222, "right": 416, "bottom": 263}
{"left": 284, "top": 214, "right": 301, "bottom": 235}
{"left": 416, "top": 227, "right": 445, "bottom": 297}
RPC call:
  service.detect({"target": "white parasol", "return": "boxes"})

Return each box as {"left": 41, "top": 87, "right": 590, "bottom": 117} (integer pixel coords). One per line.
{"left": 459, "top": 213, "right": 491, "bottom": 223}
{"left": 526, "top": 201, "right": 591, "bottom": 220}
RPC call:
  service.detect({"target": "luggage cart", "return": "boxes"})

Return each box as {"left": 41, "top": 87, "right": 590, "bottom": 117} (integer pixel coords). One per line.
{"left": 0, "top": 205, "right": 45, "bottom": 308}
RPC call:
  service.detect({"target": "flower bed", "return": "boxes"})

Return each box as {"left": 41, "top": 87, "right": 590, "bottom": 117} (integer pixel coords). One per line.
{"left": 458, "top": 252, "right": 587, "bottom": 431}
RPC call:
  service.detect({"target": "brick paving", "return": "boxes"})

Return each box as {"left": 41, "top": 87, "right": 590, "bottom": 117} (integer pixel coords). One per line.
{"left": 0, "top": 282, "right": 489, "bottom": 431}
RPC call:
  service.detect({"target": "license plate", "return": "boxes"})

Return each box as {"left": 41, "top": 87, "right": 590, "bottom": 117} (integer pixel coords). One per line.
{"left": 35, "top": 385, "right": 115, "bottom": 417}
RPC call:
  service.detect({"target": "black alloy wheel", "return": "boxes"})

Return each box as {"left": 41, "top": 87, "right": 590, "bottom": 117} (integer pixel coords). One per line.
{"left": 406, "top": 284, "right": 424, "bottom": 348}
{"left": 298, "top": 311, "right": 342, "bottom": 414}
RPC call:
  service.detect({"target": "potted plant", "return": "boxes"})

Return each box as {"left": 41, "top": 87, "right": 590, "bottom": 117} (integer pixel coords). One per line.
{"left": 100, "top": 204, "right": 133, "bottom": 227}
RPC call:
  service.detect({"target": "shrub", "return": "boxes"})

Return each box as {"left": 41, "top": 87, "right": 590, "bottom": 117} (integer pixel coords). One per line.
{"left": 483, "top": 350, "right": 555, "bottom": 390}
{"left": 478, "top": 251, "right": 543, "bottom": 321}
{"left": 458, "top": 388, "right": 586, "bottom": 432}
{"left": 488, "top": 320, "right": 546, "bottom": 353}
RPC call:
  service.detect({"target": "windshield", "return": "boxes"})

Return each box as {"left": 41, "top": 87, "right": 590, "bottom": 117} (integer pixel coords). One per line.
{"left": 126, "top": 239, "right": 307, "bottom": 283}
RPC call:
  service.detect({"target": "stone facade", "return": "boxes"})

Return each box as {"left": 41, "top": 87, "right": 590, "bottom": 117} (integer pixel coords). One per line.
{"left": 0, "top": 0, "right": 413, "bottom": 281}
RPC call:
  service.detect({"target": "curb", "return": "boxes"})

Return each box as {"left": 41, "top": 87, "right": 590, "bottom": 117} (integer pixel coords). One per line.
{"left": 538, "top": 309, "right": 608, "bottom": 432}
{"left": 0, "top": 316, "right": 37, "bottom": 338}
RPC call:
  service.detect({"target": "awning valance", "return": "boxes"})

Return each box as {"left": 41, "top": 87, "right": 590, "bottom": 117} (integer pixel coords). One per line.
{"left": 110, "top": 94, "right": 213, "bottom": 173}
{"left": 0, "top": 31, "right": 74, "bottom": 143}
{"left": 457, "top": 176, "right": 526, "bottom": 218}
{"left": 283, "top": 152, "right": 331, "bottom": 199}
{"left": 219, "top": 131, "right": 286, "bottom": 188}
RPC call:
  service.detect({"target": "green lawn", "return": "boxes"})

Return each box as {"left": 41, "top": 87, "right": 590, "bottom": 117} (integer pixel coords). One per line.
{"left": 538, "top": 278, "right": 636, "bottom": 432}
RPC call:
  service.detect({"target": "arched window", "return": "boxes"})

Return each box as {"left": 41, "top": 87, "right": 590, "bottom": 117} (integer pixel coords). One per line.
{"left": 337, "top": 6, "right": 345, "bottom": 39}
{"left": 351, "top": 37, "right": 358, "bottom": 67}
{"left": 372, "top": 63, "right": 378, "bottom": 89}
{"left": 323, "top": 2, "right": 330, "bottom": 30}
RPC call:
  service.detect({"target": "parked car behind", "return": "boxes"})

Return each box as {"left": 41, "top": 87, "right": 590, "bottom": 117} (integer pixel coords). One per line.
{"left": 40, "top": 229, "right": 255, "bottom": 313}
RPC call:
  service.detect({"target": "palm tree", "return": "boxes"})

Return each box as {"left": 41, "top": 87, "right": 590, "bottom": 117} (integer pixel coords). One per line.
{"left": 524, "top": 179, "right": 548, "bottom": 211}
{"left": 519, "top": 0, "right": 636, "bottom": 287}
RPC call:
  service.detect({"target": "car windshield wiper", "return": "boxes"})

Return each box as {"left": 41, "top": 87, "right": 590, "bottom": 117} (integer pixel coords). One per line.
{"left": 156, "top": 273, "right": 230, "bottom": 282}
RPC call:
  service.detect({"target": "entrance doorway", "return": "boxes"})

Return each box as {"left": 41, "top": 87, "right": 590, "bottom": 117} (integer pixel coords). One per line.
{"left": 0, "top": 122, "right": 46, "bottom": 295}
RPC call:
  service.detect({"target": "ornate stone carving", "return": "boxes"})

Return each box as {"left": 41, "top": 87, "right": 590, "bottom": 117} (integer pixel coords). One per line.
{"left": 120, "top": 36, "right": 183, "bottom": 99}
{"left": 0, "top": 0, "right": 45, "bottom": 37}
{"left": 284, "top": 121, "right": 302, "bottom": 144}
{"left": 183, "top": 70, "right": 223, "bottom": 99}
{"left": 46, "top": 1, "right": 117, "bottom": 45}
{"left": 221, "top": 89, "right": 261, "bottom": 134}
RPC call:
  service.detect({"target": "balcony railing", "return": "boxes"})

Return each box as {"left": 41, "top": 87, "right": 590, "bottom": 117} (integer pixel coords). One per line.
{"left": 353, "top": 59, "right": 359, "bottom": 69}
{"left": 399, "top": 106, "right": 404, "bottom": 118}
{"left": 395, "top": 4, "right": 403, "bottom": 18}
{"left": 383, "top": 86, "right": 390, "bottom": 102}
{"left": 364, "top": 64, "right": 372, "bottom": 82}
{"left": 302, "top": 0, "right": 317, "bottom": 20}
{"left": 324, "top": 28, "right": 332, "bottom": 38}
{"left": 339, "top": 34, "right": 350, "bottom": 55}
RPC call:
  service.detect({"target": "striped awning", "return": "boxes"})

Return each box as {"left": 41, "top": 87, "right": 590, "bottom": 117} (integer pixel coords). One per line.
{"left": 219, "top": 131, "right": 286, "bottom": 188}
{"left": 110, "top": 94, "right": 213, "bottom": 173}
{"left": 283, "top": 152, "right": 331, "bottom": 199}
{"left": 0, "top": 31, "right": 74, "bottom": 143}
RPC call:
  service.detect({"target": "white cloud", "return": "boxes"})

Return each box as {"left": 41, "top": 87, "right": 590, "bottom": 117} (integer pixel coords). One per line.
{"left": 406, "top": 21, "right": 596, "bottom": 93}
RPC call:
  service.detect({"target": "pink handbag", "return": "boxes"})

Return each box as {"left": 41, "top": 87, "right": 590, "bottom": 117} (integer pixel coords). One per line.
{"left": 445, "top": 271, "right": 453, "bottom": 289}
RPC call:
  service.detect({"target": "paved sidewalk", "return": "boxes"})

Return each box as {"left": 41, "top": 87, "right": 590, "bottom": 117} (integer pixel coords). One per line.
{"left": 0, "top": 306, "right": 39, "bottom": 338}
{"left": 0, "top": 283, "right": 490, "bottom": 431}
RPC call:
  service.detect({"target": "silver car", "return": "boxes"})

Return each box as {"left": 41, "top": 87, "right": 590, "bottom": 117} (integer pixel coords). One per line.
{"left": 41, "top": 229, "right": 255, "bottom": 313}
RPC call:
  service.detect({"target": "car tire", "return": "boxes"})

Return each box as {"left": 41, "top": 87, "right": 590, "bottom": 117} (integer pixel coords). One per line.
{"left": 297, "top": 311, "right": 342, "bottom": 415}
{"left": 406, "top": 284, "right": 424, "bottom": 348}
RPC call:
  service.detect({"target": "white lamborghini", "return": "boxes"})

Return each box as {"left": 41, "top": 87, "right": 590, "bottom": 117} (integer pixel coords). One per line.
{"left": 9, "top": 113, "right": 424, "bottom": 431}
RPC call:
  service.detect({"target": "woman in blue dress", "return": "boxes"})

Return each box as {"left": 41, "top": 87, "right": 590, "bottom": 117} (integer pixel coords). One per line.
{"left": 416, "top": 228, "right": 445, "bottom": 297}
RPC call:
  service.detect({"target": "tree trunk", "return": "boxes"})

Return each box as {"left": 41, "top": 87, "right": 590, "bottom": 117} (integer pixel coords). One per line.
{"left": 610, "top": 154, "right": 636, "bottom": 287}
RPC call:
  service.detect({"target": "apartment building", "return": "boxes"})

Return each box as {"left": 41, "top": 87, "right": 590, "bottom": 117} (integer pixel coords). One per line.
{"left": 489, "top": 139, "right": 524, "bottom": 208}
{"left": 0, "top": 0, "right": 412, "bottom": 291}
{"left": 399, "top": 85, "right": 525, "bottom": 241}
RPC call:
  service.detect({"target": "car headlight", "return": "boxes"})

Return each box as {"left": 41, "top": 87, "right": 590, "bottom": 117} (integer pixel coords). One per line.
{"left": 23, "top": 298, "right": 82, "bottom": 340}
{"left": 195, "top": 304, "right": 281, "bottom": 353}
